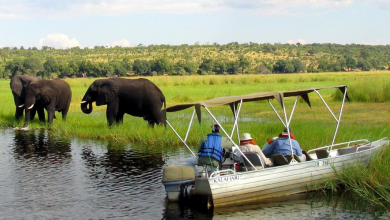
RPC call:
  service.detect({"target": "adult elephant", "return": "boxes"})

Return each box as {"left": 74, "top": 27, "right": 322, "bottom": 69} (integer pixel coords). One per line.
{"left": 22, "top": 79, "right": 72, "bottom": 126}
{"left": 10, "top": 75, "right": 45, "bottom": 122}
{"left": 80, "top": 78, "right": 166, "bottom": 127}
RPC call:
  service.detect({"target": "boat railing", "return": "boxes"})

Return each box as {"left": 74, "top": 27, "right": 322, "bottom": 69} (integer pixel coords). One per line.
{"left": 307, "top": 139, "right": 370, "bottom": 154}
{"left": 209, "top": 169, "right": 236, "bottom": 178}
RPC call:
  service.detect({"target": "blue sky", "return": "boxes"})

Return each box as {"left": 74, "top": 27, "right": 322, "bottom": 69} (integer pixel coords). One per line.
{"left": 0, "top": 0, "right": 389, "bottom": 49}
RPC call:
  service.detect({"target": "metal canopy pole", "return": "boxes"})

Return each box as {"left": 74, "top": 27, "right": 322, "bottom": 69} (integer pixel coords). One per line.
{"left": 184, "top": 108, "right": 196, "bottom": 142}
{"left": 230, "top": 102, "right": 237, "bottom": 138}
{"left": 165, "top": 120, "right": 196, "bottom": 156}
{"left": 314, "top": 88, "right": 347, "bottom": 151}
{"left": 314, "top": 90, "right": 338, "bottom": 121}
{"left": 230, "top": 100, "right": 243, "bottom": 141}
{"left": 269, "top": 96, "right": 299, "bottom": 162}
{"left": 288, "top": 96, "right": 299, "bottom": 125}
{"left": 268, "top": 100, "right": 287, "bottom": 127}
{"left": 203, "top": 106, "right": 258, "bottom": 169}
{"left": 282, "top": 100, "right": 294, "bottom": 160}
{"left": 330, "top": 87, "right": 347, "bottom": 151}
{"left": 204, "top": 106, "right": 238, "bottom": 148}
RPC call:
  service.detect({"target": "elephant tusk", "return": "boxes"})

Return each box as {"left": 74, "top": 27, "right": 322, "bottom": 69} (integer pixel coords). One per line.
{"left": 27, "top": 104, "right": 34, "bottom": 110}
{"left": 18, "top": 104, "right": 25, "bottom": 108}
{"left": 80, "top": 101, "right": 87, "bottom": 104}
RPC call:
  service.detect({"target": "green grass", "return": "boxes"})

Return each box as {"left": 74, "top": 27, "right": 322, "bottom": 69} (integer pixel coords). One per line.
{"left": 1, "top": 72, "right": 390, "bottom": 208}
{"left": 1, "top": 72, "right": 390, "bottom": 146}
{"left": 335, "top": 148, "right": 390, "bottom": 208}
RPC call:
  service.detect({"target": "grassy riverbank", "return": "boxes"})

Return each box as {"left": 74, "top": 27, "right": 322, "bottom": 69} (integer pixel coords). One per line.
{"left": 1, "top": 72, "right": 390, "bottom": 147}
{"left": 1, "top": 72, "right": 390, "bottom": 208}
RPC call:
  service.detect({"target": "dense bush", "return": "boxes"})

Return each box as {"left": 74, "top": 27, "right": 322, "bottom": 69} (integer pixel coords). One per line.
{"left": 1, "top": 43, "right": 390, "bottom": 78}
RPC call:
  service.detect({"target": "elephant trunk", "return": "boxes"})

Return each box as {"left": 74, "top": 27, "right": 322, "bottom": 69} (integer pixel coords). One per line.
{"left": 81, "top": 101, "right": 93, "bottom": 114}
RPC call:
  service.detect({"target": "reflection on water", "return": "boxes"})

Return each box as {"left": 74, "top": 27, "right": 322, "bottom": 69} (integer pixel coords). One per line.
{"left": 0, "top": 129, "right": 388, "bottom": 219}
{"left": 211, "top": 192, "right": 388, "bottom": 220}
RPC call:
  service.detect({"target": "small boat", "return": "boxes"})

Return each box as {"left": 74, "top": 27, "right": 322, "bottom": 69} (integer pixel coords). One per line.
{"left": 161, "top": 85, "right": 389, "bottom": 208}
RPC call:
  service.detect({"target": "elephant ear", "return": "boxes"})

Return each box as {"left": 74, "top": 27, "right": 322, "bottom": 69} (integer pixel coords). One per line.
{"left": 11, "top": 76, "right": 24, "bottom": 97}
{"left": 96, "top": 80, "right": 119, "bottom": 106}
{"left": 39, "top": 84, "right": 55, "bottom": 104}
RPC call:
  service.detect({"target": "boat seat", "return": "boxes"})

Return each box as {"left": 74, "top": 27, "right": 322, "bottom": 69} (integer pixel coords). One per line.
{"left": 357, "top": 146, "right": 371, "bottom": 151}
{"left": 272, "top": 154, "right": 289, "bottom": 166}
{"left": 198, "top": 157, "right": 220, "bottom": 177}
{"left": 315, "top": 149, "right": 329, "bottom": 159}
{"left": 286, "top": 154, "right": 302, "bottom": 163}
{"left": 240, "top": 152, "right": 263, "bottom": 171}
{"left": 338, "top": 147, "right": 357, "bottom": 155}
{"left": 302, "top": 150, "right": 314, "bottom": 161}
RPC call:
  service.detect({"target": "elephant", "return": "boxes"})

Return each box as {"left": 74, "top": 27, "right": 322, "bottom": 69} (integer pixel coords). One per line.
{"left": 80, "top": 77, "right": 166, "bottom": 127}
{"left": 22, "top": 78, "right": 72, "bottom": 126}
{"left": 10, "top": 75, "right": 45, "bottom": 122}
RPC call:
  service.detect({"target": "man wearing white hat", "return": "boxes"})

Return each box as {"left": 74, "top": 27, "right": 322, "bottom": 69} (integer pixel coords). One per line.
{"left": 237, "top": 133, "right": 273, "bottom": 167}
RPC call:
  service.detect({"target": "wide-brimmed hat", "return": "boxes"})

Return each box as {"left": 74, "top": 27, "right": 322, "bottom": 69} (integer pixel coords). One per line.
{"left": 241, "top": 133, "right": 252, "bottom": 141}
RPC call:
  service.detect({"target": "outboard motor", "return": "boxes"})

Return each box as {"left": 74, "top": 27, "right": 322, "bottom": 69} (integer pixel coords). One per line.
{"left": 162, "top": 166, "right": 195, "bottom": 201}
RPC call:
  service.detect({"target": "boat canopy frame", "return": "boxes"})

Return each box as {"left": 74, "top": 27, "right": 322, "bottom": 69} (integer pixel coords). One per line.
{"left": 162, "top": 85, "right": 349, "bottom": 168}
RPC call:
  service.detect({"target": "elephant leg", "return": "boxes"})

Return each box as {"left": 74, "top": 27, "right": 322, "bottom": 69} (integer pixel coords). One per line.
{"left": 24, "top": 110, "right": 32, "bottom": 127}
{"left": 116, "top": 111, "right": 125, "bottom": 125}
{"left": 15, "top": 107, "right": 24, "bottom": 120}
{"left": 149, "top": 107, "right": 164, "bottom": 126}
{"left": 46, "top": 105, "right": 56, "bottom": 124}
{"left": 106, "top": 103, "right": 119, "bottom": 126}
{"left": 47, "top": 111, "right": 55, "bottom": 123}
{"left": 148, "top": 120, "right": 155, "bottom": 128}
{"left": 30, "top": 108, "right": 37, "bottom": 121}
{"left": 62, "top": 97, "right": 71, "bottom": 121}
{"left": 62, "top": 108, "right": 69, "bottom": 121}
{"left": 37, "top": 107, "right": 45, "bottom": 122}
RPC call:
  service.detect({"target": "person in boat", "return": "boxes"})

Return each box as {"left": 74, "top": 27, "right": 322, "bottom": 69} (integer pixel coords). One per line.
{"left": 237, "top": 133, "right": 273, "bottom": 167}
{"left": 262, "top": 136, "right": 279, "bottom": 151}
{"left": 185, "top": 124, "right": 226, "bottom": 176}
{"left": 262, "top": 127, "right": 306, "bottom": 161}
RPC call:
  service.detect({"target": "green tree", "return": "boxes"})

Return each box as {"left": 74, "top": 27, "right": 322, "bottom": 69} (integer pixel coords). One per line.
{"left": 199, "top": 59, "right": 215, "bottom": 73}
{"left": 43, "top": 57, "right": 60, "bottom": 78}
{"left": 292, "top": 59, "right": 306, "bottom": 73}
{"left": 273, "top": 59, "right": 289, "bottom": 73}
{"left": 318, "top": 59, "right": 331, "bottom": 72}
{"left": 132, "top": 59, "right": 151, "bottom": 75}
{"left": 226, "top": 61, "right": 239, "bottom": 74}
{"left": 110, "top": 61, "right": 127, "bottom": 76}
{"left": 151, "top": 57, "right": 173, "bottom": 75}
{"left": 238, "top": 56, "right": 251, "bottom": 74}
{"left": 345, "top": 56, "right": 357, "bottom": 71}
{"left": 357, "top": 58, "right": 372, "bottom": 71}
{"left": 213, "top": 60, "right": 227, "bottom": 74}
{"left": 285, "top": 63, "right": 295, "bottom": 73}
{"left": 183, "top": 62, "right": 198, "bottom": 75}
{"left": 23, "top": 57, "right": 43, "bottom": 76}
{"left": 5, "top": 59, "right": 25, "bottom": 76}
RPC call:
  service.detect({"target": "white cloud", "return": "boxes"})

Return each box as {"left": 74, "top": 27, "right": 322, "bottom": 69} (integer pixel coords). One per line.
{"left": 106, "top": 39, "right": 131, "bottom": 47}
{"left": 287, "top": 39, "right": 307, "bottom": 45}
{"left": 38, "top": 34, "right": 81, "bottom": 49}
{"left": 361, "top": 39, "right": 384, "bottom": 46}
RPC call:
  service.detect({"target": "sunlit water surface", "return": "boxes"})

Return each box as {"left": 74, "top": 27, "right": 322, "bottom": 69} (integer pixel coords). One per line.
{"left": 0, "top": 129, "right": 388, "bottom": 219}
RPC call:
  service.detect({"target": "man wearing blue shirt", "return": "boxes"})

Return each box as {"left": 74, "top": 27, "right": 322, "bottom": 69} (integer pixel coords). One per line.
{"left": 262, "top": 128, "right": 306, "bottom": 161}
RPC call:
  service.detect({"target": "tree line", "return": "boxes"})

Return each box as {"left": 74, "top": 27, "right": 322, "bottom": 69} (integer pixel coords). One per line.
{"left": 1, "top": 42, "right": 389, "bottom": 78}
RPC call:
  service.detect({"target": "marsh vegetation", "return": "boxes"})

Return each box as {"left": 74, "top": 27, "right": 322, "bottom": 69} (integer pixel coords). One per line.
{"left": 1, "top": 72, "right": 390, "bottom": 209}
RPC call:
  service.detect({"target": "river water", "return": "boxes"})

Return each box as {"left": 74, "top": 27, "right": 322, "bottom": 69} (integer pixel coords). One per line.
{"left": 0, "top": 129, "right": 388, "bottom": 219}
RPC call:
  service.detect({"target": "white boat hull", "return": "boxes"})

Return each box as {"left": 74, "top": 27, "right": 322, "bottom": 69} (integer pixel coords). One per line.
{"left": 194, "top": 138, "right": 389, "bottom": 208}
